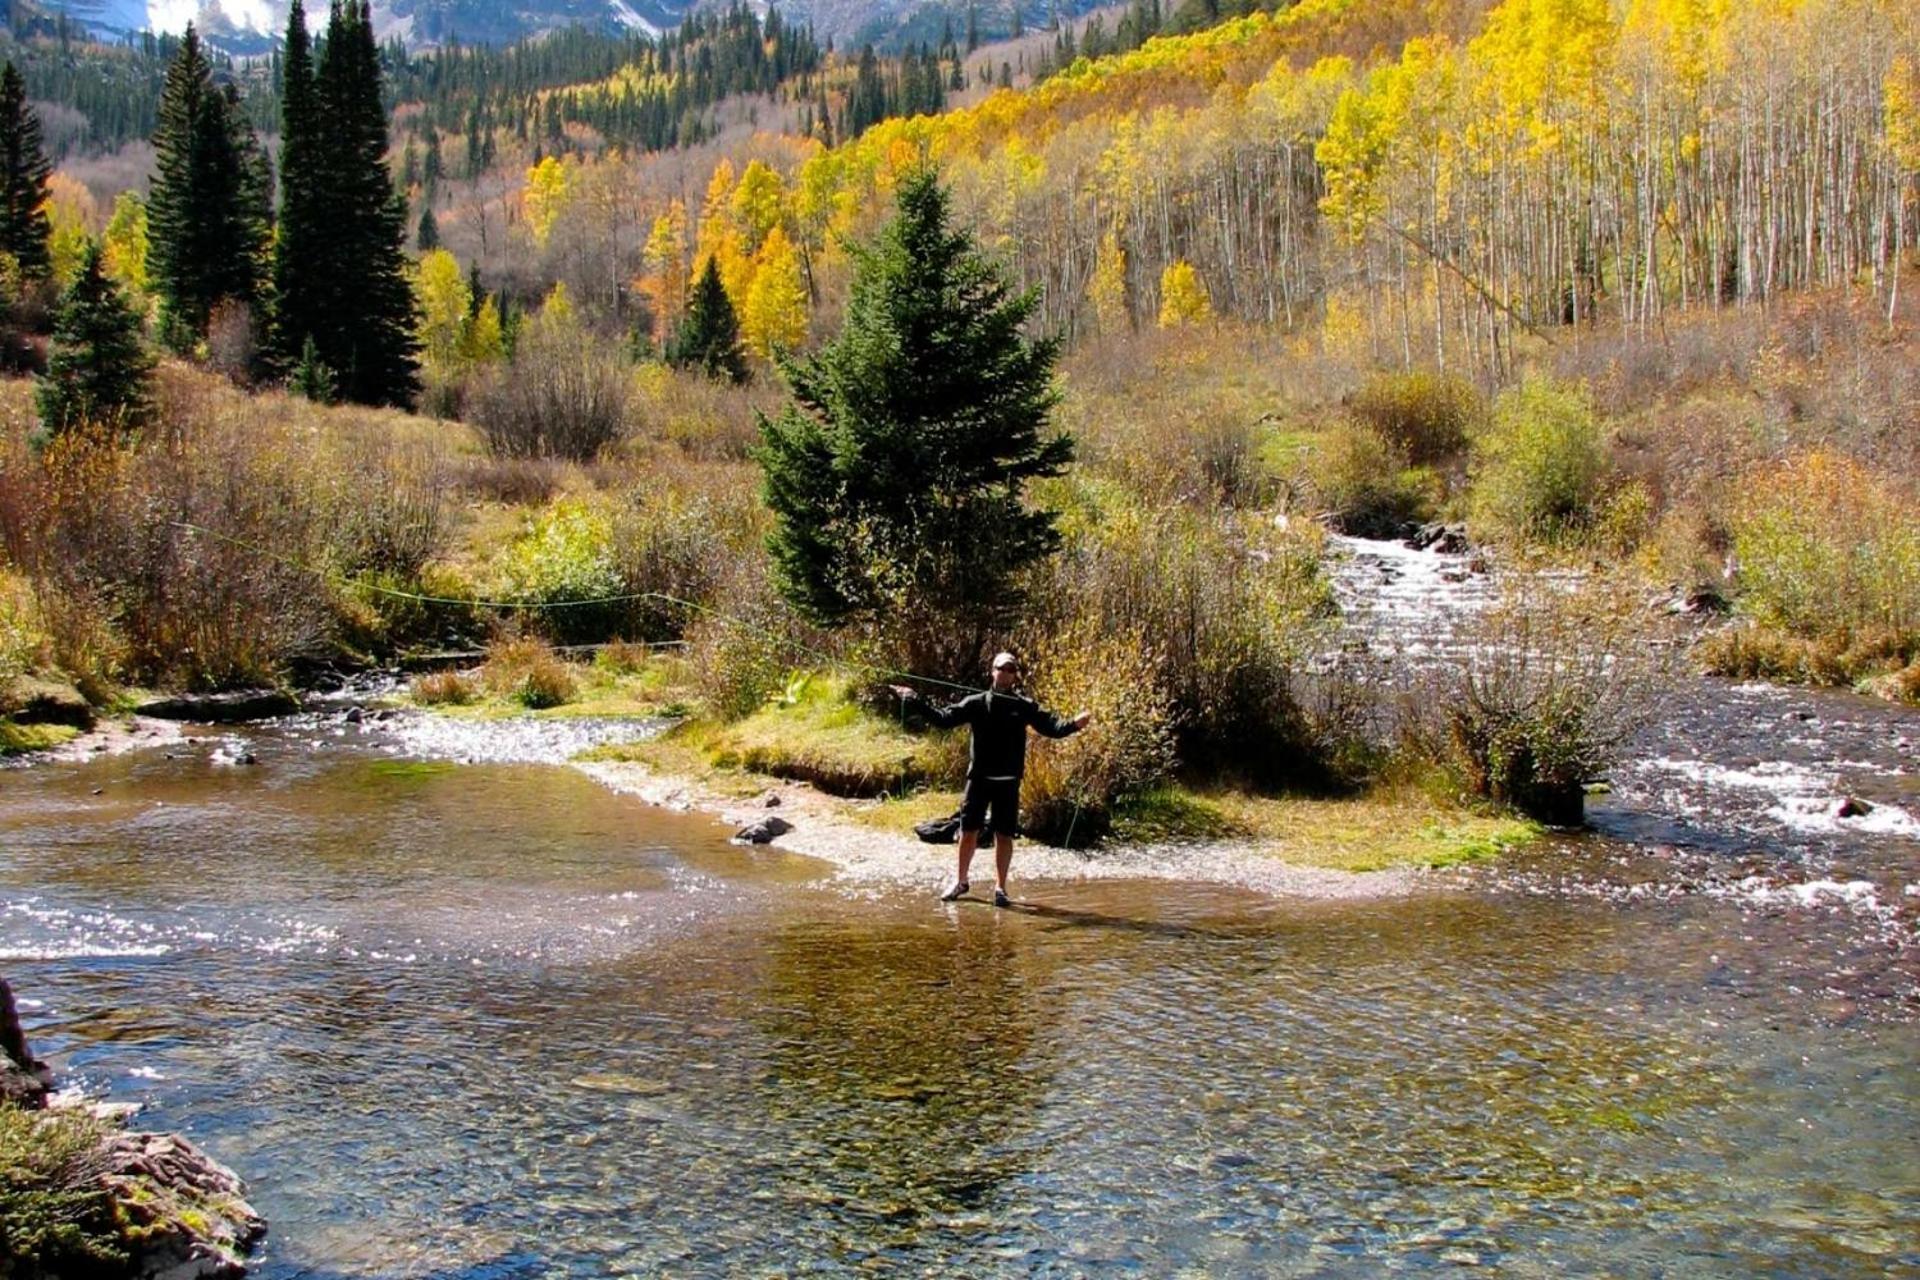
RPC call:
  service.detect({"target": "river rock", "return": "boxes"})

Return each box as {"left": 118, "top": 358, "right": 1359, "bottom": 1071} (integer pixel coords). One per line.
{"left": 1406, "top": 522, "right": 1471, "bottom": 555}
{"left": 1834, "top": 796, "right": 1874, "bottom": 819}
{"left": 758, "top": 790, "right": 784, "bottom": 808}
{"left": 135, "top": 690, "right": 300, "bottom": 723}
{"left": 1, "top": 977, "right": 53, "bottom": 1108}
{"left": 98, "top": 1130, "right": 267, "bottom": 1279}
{"left": 733, "top": 816, "right": 793, "bottom": 844}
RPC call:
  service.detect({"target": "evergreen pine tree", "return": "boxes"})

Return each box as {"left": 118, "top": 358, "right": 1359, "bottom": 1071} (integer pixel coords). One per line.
{"left": 271, "top": 0, "right": 324, "bottom": 373}
{"left": 308, "top": 0, "right": 420, "bottom": 406}
{"left": 289, "top": 333, "right": 336, "bottom": 403}
{"left": 148, "top": 26, "right": 268, "bottom": 349}
{"left": 37, "top": 241, "right": 154, "bottom": 436}
{"left": 667, "top": 255, "right": 748, "bottom": 384}
{"left": 0, "top": 61, "right": 53, "bottom": 280}
{"left": 757, "top": 167, "right": 1069, "bottom": 673}
{"left": 417, "top": 205, "right": 440, "bottom": 250}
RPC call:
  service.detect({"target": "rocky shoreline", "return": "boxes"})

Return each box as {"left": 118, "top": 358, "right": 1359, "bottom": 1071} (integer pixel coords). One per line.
{"left": 2, "top": 978, "right": 266, "bottom": 1278}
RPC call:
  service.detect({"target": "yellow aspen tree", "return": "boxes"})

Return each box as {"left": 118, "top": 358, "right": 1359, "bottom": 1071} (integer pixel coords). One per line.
{"left": 539, "top": 280, "right": 577, "bottom": 333}
{"left": 729, "top": 159, "right": 787, "bottom": 255}
{"left": 695, "top": 158, "right": 756, "bottom": 310}
{"left": 639, "top": 199, "right": 689, "bottom": 335}
{"left": 460, "top": 295, "right": 506, "bottom": 364}
{"left": 1157, "top": 260, "right": 1211, "bottom": 326}
{"left": 44, "top": 173, "right": 99, "bottom": 288}
{"left": 524, "top": 154, "right": 572, "bottom": 248}
{"left": 102, "top": 191, "right": 149, "bottom": 295}
{"left": 413, "top": 248, "right": 470, "bottom": 377}
{"left": 742, "top": 225, "right": 808, "bottom": 357}
{"left": 1089, "top": 230, "right": 1129, "bottom": 332}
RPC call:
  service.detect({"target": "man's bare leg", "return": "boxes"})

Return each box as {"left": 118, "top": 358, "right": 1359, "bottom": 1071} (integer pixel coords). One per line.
{"left": 994, "top": 833, "right": 1015, "bottom": 898}
{"left": 956, "top": 828, "right": 981, "bottom": 888}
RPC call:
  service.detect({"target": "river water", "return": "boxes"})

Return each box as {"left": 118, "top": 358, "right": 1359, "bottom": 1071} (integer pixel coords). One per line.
{"left": 3, "top": 544, "right": 1917, "bottom": 1277}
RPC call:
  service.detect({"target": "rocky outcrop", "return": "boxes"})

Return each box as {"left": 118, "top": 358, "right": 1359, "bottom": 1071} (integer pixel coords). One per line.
{"left": 94, "top": 1130, "right": 267, "bottom": 1279}
{"left": 3, "top": 978, "right": 266, "bottom": 1277}
{"left": 134, "top": 690, "right": 300, "bottom": 723}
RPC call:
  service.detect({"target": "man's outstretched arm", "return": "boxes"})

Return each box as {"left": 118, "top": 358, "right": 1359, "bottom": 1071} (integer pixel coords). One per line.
{"left": 888, "top": 686, "right": 974, "bottom": 729}
{"left": 1030, "top": 703, "right": 1093, "bottom": 738}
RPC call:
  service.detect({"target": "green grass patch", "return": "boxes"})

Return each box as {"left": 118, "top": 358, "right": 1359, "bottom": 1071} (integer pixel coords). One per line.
{"left": 699, "top": 675, "right": 955, "bottom": 798}
{"left": 0, "top": 719, "right": 81, "bottom": 756}
{"left": 1105, "top": 783, "right": 1539, "bottom": 870}
{"left": 844, "top": 780, "right": 1538, "bottom": 870}
{"left": 582, "top": 674, "right": 962, "bottom": 799}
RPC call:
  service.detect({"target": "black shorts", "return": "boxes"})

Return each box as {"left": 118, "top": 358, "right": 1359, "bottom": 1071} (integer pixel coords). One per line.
{"left": 961, "top": 777, "right": 1020, "bottom": 839}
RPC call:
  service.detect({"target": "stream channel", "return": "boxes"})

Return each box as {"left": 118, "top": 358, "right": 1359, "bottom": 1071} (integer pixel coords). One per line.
{"left": 2, "top": 536, "right": 1915, "bottom": 1276}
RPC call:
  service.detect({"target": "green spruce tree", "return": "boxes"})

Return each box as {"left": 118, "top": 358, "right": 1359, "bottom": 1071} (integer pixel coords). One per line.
{"left": 757, "top": 166, "right": 1070, "bottom": 676}
{"left": 311, "top": 0, "right": 420, "bottom": 406}
{"left": 37, "top": 241, "right": 154, "bottom": 437}
{"left": 668, "top": 255, "right": 749, "bottom": 384}
{"left": 148, "top": 26, "right": 269, "bottom": 349}
{"left": 0, "top": 61, "right": 53, "bottom": 280}
{"left": 270, "top": 0, "right": 324, "bottom": 373}
{"left": 417, "top": 205, "right": 440, "bottom": 251}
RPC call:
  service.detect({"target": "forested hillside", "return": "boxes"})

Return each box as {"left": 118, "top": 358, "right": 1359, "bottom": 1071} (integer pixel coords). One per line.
{"left": 430, "top": 0, "right": 1917, "bottom": 368}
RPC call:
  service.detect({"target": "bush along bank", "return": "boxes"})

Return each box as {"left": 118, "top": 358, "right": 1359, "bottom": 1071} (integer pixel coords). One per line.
{"left": 0, "top": 977, "right": 266, "bottom": 1278}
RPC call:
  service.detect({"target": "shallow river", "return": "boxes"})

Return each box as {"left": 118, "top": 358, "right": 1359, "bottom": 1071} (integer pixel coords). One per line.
{"left": 2, "top": 540, "right": 1917, "bottom": 1276}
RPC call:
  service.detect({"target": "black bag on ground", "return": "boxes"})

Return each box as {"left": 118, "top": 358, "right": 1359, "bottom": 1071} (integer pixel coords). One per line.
{"left": 914, "top": 809, "right": 965, "bottom": 844}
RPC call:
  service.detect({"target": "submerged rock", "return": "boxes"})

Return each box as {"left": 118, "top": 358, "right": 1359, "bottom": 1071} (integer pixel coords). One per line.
{"left": 136, "top": 690, "right": 300, "bottom": 723}
{"left": 733, "top": 816, "right": 793, "bottom": 844}
{"left": 1834, "top": 796, "right": 1874, "bottom": 819}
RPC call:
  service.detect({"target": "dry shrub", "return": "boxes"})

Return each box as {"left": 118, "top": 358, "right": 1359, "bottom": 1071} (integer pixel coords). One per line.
{"left": 1035, "top": 492, "right": 1335, "bottom": 785}
{"left": 0, "top": 372, "right": 462, "bottom": 690}
{"left": 643, "top": 363, "right": 767, "bottom": 461}
{"left": 0, "top": 567, "right": 50, "bottom": 682}
{"left": 0, "top": 423, "right": 330, "bottom": 690}
{"left": 1470, "top": 376, "right": 1609, "bottom": 546}
{"left": 457, "top": 456, "right": 567, "bottom": 505}
{"left": 1699, "top": 622, "right": 1919, "bottom": 694}
{"left": 412, "top": 669, "right": 476, "bottom": 705}
{"left": 1348, "top": 369, "right": 1481, "bottom": 463}
{"left": 1020, "top": 621, "right": 1179, "bottom": 846}
{"left": 481, "top": 636, "right": 576, "bottom": 708}
{"left": 1729, "top": 451, "right": 1920, "bottom": 640}
{"left": 204, "top": 299, "right": 259, "bottom": 386}
{"left": 684, "top": 554, "right": 801, "bottom": 721}
{"left": 593, "top": 639, "right": 656, "bottom": 675}
{"left": 1401, "top": 577, "right": 1675, "bottom": 822}
{"left": 471, "top": 325, "right": 629, "bottom": 461}
{"left": 1303, "top": 423, "right": 1434, "bottom": 537}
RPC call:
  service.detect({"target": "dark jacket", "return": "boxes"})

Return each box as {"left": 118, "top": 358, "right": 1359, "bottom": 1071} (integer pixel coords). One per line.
{"left": 917, "top": 690, "right": 1080, "bottom": 780}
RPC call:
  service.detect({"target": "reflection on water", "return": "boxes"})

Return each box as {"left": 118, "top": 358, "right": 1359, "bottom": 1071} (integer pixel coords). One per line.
{"left": 3, "top": 735, "right": 1917, "bottom": 1276}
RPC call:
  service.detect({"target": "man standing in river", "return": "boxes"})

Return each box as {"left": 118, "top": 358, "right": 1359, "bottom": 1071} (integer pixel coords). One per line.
{"left": 892, "top": 652, "right": 1091, "bottom": 907}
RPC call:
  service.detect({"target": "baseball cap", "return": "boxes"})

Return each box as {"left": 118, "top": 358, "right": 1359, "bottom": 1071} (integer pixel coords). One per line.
{"left": 991, "top": 651, "right": 1020, "bottom": 671}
